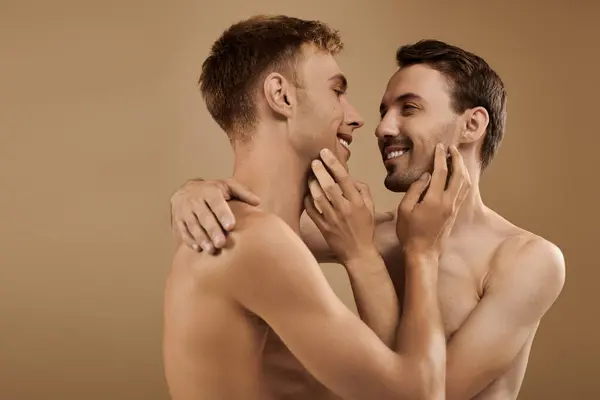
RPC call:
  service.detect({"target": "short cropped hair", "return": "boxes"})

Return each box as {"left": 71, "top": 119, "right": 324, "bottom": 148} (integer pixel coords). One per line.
{"left": 199, "top": 15, "right": 343, "bottom": 139}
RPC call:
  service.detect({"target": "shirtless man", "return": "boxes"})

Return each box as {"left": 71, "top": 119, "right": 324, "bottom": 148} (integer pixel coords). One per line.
{"left": 163, "top": 16, "right": 471, "bottom": 400}
{"left": 171, "top": 39, "right": 566, "bottom": 399}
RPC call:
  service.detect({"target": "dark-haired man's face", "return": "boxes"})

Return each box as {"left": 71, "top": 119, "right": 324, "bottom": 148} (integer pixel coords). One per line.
{"left": 290, "top": 45, "right": 364, "bottom": 168}
{"left": 376, "top": 64, "right": 462, "bottom": 192}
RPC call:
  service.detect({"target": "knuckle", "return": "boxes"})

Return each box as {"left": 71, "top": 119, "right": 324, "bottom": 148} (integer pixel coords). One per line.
{"left": 182, "top": 179, "right": 198, "bottom": 189}
{"left": 323, "top": 184, "right": 337, "bottom": 194}
{"left": 199, "top": 214, "right": 217, "bottom": 228}
{"left": 312, "top": 161, "right": 325, "bottom": 172}
{"left": 210, "top": 203, "right": 228, "bottom": 214}
{"left": 190, "top": 198, "right": 206, "bottom": 208}
{"left": 170, "top": 192, "right": 181, "bottom": 204}
{"left": 205, "top": 222, "right": 221, "bottom": 234}
{"left": 398, "top": 203, "right": 410, "bottom": 216}
{"left": 312, "top": 193, "right": 325, "bottom": 203}
{"left": 335, "top": 166, "right": 348, "bottom": 176}
{"left": 189, "top": 226, "right": 206, "bottom": 239}
{"left": 321, "top": 222, "right": 333, "bottom": 233}
{"left": 216, "top": 182, "right": 231, "bottom": 194}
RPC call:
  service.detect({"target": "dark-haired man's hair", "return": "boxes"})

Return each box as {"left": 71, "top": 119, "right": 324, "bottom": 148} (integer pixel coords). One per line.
{"left": 396, "top": 40, "right": 507, "bottom": 170}
{"left": 200, "top": 15, "right": 343, "bottom": 139}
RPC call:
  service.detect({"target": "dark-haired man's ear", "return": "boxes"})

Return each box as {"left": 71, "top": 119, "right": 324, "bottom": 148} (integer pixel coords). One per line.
{"left": 460, "top": 106, "right": 489, "bottom": 144}
{"left": 263, "top": 72, "right": 294, "bottom": 119}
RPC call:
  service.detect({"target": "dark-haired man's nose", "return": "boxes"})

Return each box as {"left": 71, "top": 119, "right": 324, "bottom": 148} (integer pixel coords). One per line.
{"left": 375, "top": 113, "right": 399, "bottom": 140}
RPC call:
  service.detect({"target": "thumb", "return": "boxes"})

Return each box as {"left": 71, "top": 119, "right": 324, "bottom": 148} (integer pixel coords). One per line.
{"left": 375, "top": 211, "right": 395, "bottom": 224}
{"left": 225, "top": 179, "right": 261, "bottom": 206}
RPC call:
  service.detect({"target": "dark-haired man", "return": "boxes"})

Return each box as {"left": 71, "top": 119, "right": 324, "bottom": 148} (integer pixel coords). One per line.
{"left": 172, "top": 39, "right": 566, "bottom": 399}
{"left": 164, "top": 16, "right": 470, "bottom": 400}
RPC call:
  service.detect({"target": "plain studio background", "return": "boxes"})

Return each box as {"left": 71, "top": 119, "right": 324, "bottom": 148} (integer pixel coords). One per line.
{"left": 1, "top": 0, "right": 598, "bottom": 399}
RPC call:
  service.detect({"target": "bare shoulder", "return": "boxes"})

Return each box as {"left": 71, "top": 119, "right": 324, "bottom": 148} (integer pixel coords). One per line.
{"left": 488, "top": 214, "right": 566, "bottom": 300}
{"left": 170, "top": 202, "right": 302, "bottom": 283}
{"left": 224, "top": 202, "right": 317, "bottom": 275}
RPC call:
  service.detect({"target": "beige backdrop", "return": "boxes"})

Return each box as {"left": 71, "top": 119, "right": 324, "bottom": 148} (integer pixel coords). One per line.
{"left": 1, "top": 0, "right": 598, "bottom": 399}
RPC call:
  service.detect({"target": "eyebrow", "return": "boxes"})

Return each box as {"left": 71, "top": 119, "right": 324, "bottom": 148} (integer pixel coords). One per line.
{"left": 329, "top": 73, "right": 348, "bottom": 91}
{"left": 379, "top": 92, "right": 423, "bottom": 114}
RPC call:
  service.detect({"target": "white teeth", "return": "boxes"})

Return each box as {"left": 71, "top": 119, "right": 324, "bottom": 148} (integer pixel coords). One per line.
{"left": 386, "top": 150, "right": 406, "bottom": 160}
{"left": 338, "top": 138, "right": 350, "bottom": 148}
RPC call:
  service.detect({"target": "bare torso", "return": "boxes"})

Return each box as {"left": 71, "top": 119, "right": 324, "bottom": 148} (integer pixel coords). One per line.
{"left": 261, "top": 208, "right": 536, "bottom": 400}
{"left": 163, "top": 211, "right": 275, "bottom": 400}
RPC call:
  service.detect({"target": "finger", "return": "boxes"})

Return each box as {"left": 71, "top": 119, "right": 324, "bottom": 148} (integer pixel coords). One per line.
{"left": 308, "top": 178, "right": 337, "bottom": 221}
{"left": 184, "top": 215, "right": 214, "bottom": 253}
{"left": 399, "top": 172, "right": 431, "bottom": 213}
{"left": 375, "top": 210, "right": 395, "bottom": 223}
{"left": 311, "top": 160, "right": 347, "bottom": 210}
{"left": 456, "top": 173, "right": 472, "bottom": 207}
{"left": 444, "top": 145, "right": 466, "bottom": 200}
{"left": 319, "top": 149, "right": 361, "bottom": 203}
{"left": 204, "top": 193, "right": 237, "bottom": 232}
{"left": 177, "top": 220, "right": 205, "bottom": 252}
{"left": 354, "top": 181, "right": 374, "bottom": 213}
{"left": 225, "top": 179, "right": 261, "bottom": 206}
{"left": 193, "top": 201, "right": 227, "bottom": 248}
{"left": 303, "top": 195, "right": 328, "bottom": 231}
{"left": 424, "top": 143, "right": 449, "bottom": 200}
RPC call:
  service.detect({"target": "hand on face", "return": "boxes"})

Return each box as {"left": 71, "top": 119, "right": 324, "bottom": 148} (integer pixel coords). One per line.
{"left": 170, "top": 178, "right": 260, "bottom": 253}
{"left": 304, "top": 149, "right": 390, "bottom": 264}
{"left": 395, "top": 143, "right": 471, "bottom": 256}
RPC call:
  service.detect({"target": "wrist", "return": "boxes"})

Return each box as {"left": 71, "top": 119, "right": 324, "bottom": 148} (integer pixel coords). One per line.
{"left": 343, "top": 247, "right": 384, "bottom": 270}
{"left": 402, "top": 243, "right": 440, "bottom": 263}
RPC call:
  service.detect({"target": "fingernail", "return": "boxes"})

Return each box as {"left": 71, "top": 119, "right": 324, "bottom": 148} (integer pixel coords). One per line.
{"left": 214, "top": 237, "right": 225, "bottom": 247}
{"left": 191, "top": 243, "right": 200, "bottom": 252}
{"left": 312, "top": 159, "right": 322, "bottom": 168}
{"left": 320, "top": 148, "right": 333, "bottom": 159}
{"left": 201, "top": 241, "right": 212, "bottom": 252}
{"left": 421, "top": 172, "right": 430, "bottom": 180}
{"left": 223, "top": 218, "right": 235, "bottom": 230}
{"left": 437, "top": 143, "right": 444, "bottom": 150}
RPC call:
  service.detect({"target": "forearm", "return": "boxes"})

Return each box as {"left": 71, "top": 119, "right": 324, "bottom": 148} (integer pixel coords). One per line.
{"left": 345, "top": 252, "right": 399, "bottom": 348}
{"left": 395, "top": 250, "right": 446, "bottom": 398}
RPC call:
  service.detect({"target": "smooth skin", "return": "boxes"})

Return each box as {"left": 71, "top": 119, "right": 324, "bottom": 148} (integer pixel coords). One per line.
{"left": 172, "top": 157, "right": 564, "bottom": 400}
{"left": 164, "top": 146, "right": 471, "bottom": 400}
{"left": 172, "top": 63, "right": 566, "bottom": 399}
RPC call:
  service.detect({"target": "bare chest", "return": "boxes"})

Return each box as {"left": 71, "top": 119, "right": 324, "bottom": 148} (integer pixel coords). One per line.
{"left": 437, "top": 250, "right": 487, "bottom": 337}
{"left": 381, "top": 238, "right": 489, "bottom": 338}
{"left": 261, "top": 330, "right": 341, "bottom": 400}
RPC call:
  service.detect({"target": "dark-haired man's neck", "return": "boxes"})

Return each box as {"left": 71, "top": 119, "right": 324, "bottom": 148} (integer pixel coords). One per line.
{"left": 448, "top": 151, "right": 487, "bottom": 234}
{"left": 231, "top": 131, "right": 311, "bottom": 235}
